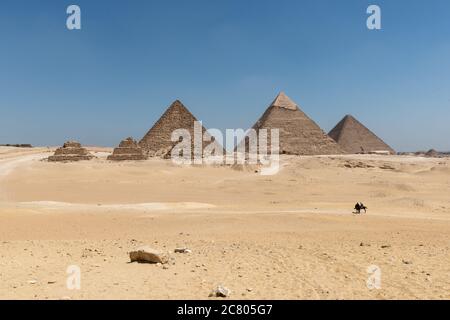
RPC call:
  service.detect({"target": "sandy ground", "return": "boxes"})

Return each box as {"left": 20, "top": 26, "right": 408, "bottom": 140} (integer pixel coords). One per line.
{"left": 0, "top": 146, "right": 449, "bottom": 300}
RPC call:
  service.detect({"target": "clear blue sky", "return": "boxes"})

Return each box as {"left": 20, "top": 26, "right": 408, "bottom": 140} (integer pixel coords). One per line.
{"left": 1, "top": 0, "right": 449, "bottom": 151}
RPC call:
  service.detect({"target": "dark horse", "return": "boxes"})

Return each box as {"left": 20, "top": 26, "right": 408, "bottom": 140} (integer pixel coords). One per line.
{"left": 354, "top": 202, "right": 368, "bottom": 214}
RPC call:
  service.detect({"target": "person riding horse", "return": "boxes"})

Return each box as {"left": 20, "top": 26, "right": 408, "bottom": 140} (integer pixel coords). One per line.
{"left": 354, "top": 202, "right": 367, "bottom": 214}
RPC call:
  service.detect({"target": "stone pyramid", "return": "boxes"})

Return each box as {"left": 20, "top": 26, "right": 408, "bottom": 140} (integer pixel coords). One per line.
{"left": 107, "top": 137, "right": 147, "bottom": 161}
{"left": 240, "top": 92, "right": 344, "bottom": 155}
{"left": 328, "top": 115, "right": 395, "bottom": 154}
{"left": 48, "top": 141, "right": 94, "bottom": 162}
{"left": 139, "top": 100, "right": 222, "bottom": 158}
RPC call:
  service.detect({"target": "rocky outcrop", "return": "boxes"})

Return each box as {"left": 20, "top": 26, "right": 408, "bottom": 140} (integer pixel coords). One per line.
{"left": 129, "top": 246, "right": 169, "bottom": 264}
{"left": 0, "top": 144, "right": 32, "bottom": 148}
{"left": 48, "top": 141, "right": 94, "bottom": 162}
{"left": 107, "top": 137, "right": 147, "bottom": 161}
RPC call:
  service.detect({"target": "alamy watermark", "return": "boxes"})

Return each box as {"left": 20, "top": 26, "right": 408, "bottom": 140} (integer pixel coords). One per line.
{"left": 66, "top": 265, "right": 81, "bottom": 290}
{"left": 66, "top": 5, "right": 81, "bottom": 30}
{"left": 170, "top": 121, "right": 280, "bottom": 176}
{"left": 367, "top": 5, "right": 381, "bottom": 30}
{"left": 66, "top": 4, "right": 382, "bottom": 31}
{"left": 366, "top": 265, "right": 381, "bottom": 290}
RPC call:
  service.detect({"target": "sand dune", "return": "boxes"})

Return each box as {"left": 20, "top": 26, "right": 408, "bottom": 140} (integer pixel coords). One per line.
{"left": 0, "top": 147, "right": 449, "bottom": 299}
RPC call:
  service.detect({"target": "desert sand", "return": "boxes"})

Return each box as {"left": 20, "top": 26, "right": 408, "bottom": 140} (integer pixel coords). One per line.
{"left": 0, "top": 146, "right": 449, "bottom": 299}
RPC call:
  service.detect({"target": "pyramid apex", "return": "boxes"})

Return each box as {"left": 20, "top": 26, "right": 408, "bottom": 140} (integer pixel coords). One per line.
{"left": 343, "top": 114, "right": 357, "bottom": 121}
{"left": 270, "top": 92, "right": 298, "bottom": 110}
{"left": 167, "top": 99, "right": 189, "bottom": 111}
{"left": 171, "top": 99, "right": 183, "bottom": 105}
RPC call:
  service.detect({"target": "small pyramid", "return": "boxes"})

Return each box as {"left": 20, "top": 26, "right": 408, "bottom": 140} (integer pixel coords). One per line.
{"left": 139, "top": 100, "right": 222, "bottom": 157}
{"left": 424, "top": 149, "right": 439, "bottom": 158}
{"left": 239, "top": 92, "right": 343, "bottom": 155}
{"left": 48, "top": 141, "right": 94, "bottom": 162}
{"left": 328, "top": 115, "right": 395, "bottom": 154}
{"left": 107, "top": 137, "right": 147, "bottom": 161}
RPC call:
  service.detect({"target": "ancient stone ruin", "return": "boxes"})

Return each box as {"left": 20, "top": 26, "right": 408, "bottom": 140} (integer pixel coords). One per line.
{"left": 139, "top": 99, "right": 223, "bottom": 159}
{"left": 239, "top": 92, "right": 344, "bottom": 155}
{"left": 107, "top": 137, "right": 147, "bottom": 161}
{"left": 48, "top": 141, "right": 94, "bottom": 162}
{"left": 328, "top": 115, "right": 395, "bottom": 154}
{"left": 0, "top": 144, "right": 32, "bottom": 148}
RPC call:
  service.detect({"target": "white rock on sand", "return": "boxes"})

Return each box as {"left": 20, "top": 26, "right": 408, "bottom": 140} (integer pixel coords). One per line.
{"left": 209, "top": 285, "right": 230, "bottom": 298}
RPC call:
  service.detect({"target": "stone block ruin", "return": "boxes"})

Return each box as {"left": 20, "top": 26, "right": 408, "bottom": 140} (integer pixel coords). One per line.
{"left": 107, "top": 137, "right": 147, "bottom": 161}
{"left": 48, "top": 141, "right": 94, "bottom": 162}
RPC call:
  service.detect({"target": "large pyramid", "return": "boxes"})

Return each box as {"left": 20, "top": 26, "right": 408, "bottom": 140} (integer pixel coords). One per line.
{"left": 328, "top": 115, "right": 395, "bottom": 154}
{"left": 139, "top": 100, "right": 221, "bottom": 157}
{"left": 240, "top": 92, "right": 343, "bottom": 155}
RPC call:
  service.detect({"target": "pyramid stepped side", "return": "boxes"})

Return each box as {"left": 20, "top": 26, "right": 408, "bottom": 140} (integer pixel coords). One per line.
{"left": 139, "top": 100, "right": 223, "bottom": 157}
{"left": 139, "top": 100, "right": 203, "bottom": 153}
{"left": 241, "top": 93, "right": 344, "bottom": 155}
{"left": 48, "top": 141, "right": 94, "bottom": 162}
{"left": 107, "top": 137, "right": 147, "bottom": 161}
{"left": 328, "top": 115, "right": 395, "bottom": 154}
